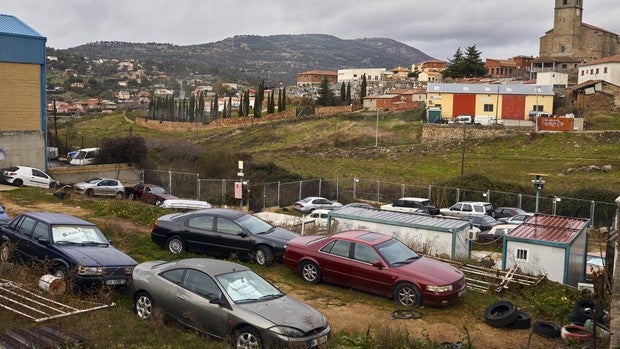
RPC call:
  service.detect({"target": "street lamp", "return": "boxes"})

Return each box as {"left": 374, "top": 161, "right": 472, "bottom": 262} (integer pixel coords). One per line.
{"left": 530, "top": 173, "right": 546, "bottom": 213}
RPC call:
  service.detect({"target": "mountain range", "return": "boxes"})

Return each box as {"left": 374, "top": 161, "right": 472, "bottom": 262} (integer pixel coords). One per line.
{"left": 65, "top": 34, "right": 434, "bottom": 85}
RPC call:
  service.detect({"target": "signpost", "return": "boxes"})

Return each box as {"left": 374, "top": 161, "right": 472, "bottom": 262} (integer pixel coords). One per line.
{"left": 236, "top": 161, "right": 244, "bottom": 209}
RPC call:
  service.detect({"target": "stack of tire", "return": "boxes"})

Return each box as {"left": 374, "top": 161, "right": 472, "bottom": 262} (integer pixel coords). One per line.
{"left": 562, "top": 299, "right": 610, "bottom": 343}
{"left": 483, "top": 301, "right": 531, "bottom": 329}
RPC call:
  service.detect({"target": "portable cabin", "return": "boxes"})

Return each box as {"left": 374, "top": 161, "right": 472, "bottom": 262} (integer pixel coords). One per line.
{"left": 501, "top": 214, "right": 589, "bottom": 286}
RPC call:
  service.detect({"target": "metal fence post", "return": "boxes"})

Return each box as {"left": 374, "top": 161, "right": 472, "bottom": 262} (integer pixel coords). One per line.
{"left": 277, "top": 181, "right": 281, "bottom": 207}
{"left": 140, "top": 170, "right": 144, "bottom": 183}
{"left": 319, "top": 178, "right": 322, "bottom": 197}
{"left": 401, "top": 183, "right": 405, "bottom": 198}
{"left": 299, "top": 181, "right": 303, "bottom": 200}
{"left": 196, "top": 174, "right": 200, "bottom": 200}
{"left": 590, "top": 201, "right": 596, "bottom": 226}
{"left": 336, "top": 178, "right": 339, "bottom": 201}
{"left": 263, "top": 183, "right": 266, "bottom": 210}
{"left": 486, "top": 190, "right": 491, "bottom": 202}
{"left": 428, "top": 185, "right": 432, "bottom": 199}
{"left": 518, "top": 194, "right": 522, "bottom": 209}
{"left": 168, "top": 171, "right": 173, "bottom": 194}
{"left": 222, "top": 179, "right": 226, "bottom": 206}
{"left": 353, "top": 178, "right": 357, "bottom": 199}
{"left": 377, "top": 180, "right": 380, "bottom": 202}
{"left": 456, "top": 188, "right": 460, "bottom": 202}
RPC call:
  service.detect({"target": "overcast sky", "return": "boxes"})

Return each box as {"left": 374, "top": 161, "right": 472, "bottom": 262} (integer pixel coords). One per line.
{"left": 3, "top": 0, "right": 619, "bottom": 62}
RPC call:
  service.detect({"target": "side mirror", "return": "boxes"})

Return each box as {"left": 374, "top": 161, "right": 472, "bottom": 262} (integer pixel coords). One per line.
{"left": 372, "top": 260, "right": 385, "bottom": 269}
{"left": 237, "top": 232, "right": 248, "bottom": 238}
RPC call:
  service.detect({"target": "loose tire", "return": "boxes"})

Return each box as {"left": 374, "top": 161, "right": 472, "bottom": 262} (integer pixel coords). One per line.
{"left": 484, "top": 301, "right": 519, "bottom": 328}
{"left": 560, "top": 324, "right": 591, "bottom": 343}
{"left": 533, "top": 321, "right": 561, "bottom": 338}
{"left": 0, "top": 243, "right": 11, "bottom": 262}
{"left": 569, "top": 299, "right": 598, "bottom": 325}
{"left": 166, "top": 236, "right": 185, "bottom": 254}
{"left": 394, "top": 282, "right": 422, "bottom": 308}
{"left": 134, "top": 292, "right": 154, "bottom": 320}
{"left": 253, "top": 246, "right": 274, "bottom": 266}
{"left": 507, "top": 310, "right": 532, "bottom": 329}
{"left": 234, "top": 326, "right": 262, "bottom": 349}
{"left": 300, "top": 261, "right": 321, "bottom": 284}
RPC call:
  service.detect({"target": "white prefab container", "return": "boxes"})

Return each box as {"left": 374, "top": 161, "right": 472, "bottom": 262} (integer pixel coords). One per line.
{"left": 328, "top": 207, "right": 474, "bottom": 260}
{"left": 501, "top": 214, "right": 589, "bottom": 287}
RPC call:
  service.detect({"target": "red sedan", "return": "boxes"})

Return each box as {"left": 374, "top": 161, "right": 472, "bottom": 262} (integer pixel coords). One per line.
{"left": 283, "top": 230, "right": 466, "bottom": 307}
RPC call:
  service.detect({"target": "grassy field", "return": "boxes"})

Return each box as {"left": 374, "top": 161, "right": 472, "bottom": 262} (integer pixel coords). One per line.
{"left": 0, "top": 188, "right": 600, "bottom": 348}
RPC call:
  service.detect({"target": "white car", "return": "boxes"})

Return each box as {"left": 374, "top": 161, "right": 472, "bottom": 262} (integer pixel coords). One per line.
{"left": 304, "top": 209, "right": 330, "bottom": 227}
{"left": 293, "top": 196, "right": 342, "bottom": 212}
{"left": 1, "top": 166, "right": 59, "bottom": 189}
{"left": 440, "top": 201, "right": 496, "bottom": 218}
{"left": 380, "top": 197, "right": 438, "bottom": 214}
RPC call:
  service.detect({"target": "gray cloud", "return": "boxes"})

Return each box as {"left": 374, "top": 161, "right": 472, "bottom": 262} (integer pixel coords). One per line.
{"left": 3, "top": 0, "right": 618, "bottom": 62}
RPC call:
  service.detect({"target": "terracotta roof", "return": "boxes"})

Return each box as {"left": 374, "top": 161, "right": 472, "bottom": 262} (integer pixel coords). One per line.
{"left": 569, "top": 79, "right": 620, "bottom": 90}
{"left": 579, "top": 54, "right": 620, "bottom": 67}
{"left": 507, "top": 214, "right": 589, "bottom": 244}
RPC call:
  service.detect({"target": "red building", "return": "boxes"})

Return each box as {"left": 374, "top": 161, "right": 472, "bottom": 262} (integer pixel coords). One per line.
{"left": 296, "top": 70, "right": 338, "bottom": 87}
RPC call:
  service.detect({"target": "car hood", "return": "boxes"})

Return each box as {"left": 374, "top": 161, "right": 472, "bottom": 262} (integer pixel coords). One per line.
{"left": 54, "top": 244, "right": 137, "bottom": 266}
{"left": 238, "top": 295, "right": 326, "bottom": 331}
{"left": 398, "top": 257, "right": 464, "bottom": 286}
{"left": 261, "top": 227, "right": 299, "bottom": 245}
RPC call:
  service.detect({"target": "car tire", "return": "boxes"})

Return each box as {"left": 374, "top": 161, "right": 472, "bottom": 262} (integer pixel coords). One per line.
{"left": 394, "top": 282, "right": 422, "bottom": 308}
{"left": 52, "top": 266, "right": 69, "bottom": 280}
{"left": 86, "top": 189, "right": 94, "bottom": 197}
{"left": 253, "top": 246, "right": 274, "bottom": 267}
{"left": 166, "top": 236, "right": 185, "bottom": 254}
{"left": 115, "top": 192, "right": 124, "bottom": 199}
{"left": 484, "top": 301, "right": 518, "bottom": 328}
{"left": 0, "top": 243, "right": 12, "bottom": 262}
{"left": 569, "top": 299, "right": 596, "bottom": 325}
{"left": 128, "top": 193, "right": 136, "bottom": 200}
{"left": 155, "top": 200, "right": 162, "bottom": 206}
{"left": 300, "top": 261, "right": 322, "bottom": 284}
{"left": 49, "top": 182, "right": 58, "bottom": 190}
{"left": 134, "top": 292, "right": 154, "bottom": 320}
{"left": 234, "top": 326, "right": 262, "bottom": 349}
{"left": 532, "top": 321, "right": 561, "bottom": 338}
{"left": 13, "top": 179, "right": 23, "bottom": 187}
{"left": 507, "top": 310, "right": 532, "bottom": 329}
{"left": 560, "top": 324, "right": 591, "bottom": 343}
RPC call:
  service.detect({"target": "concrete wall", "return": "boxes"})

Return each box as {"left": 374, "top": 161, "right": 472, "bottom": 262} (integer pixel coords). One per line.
{"left": 48, "top": 163, "right": 141, "bottom": 186}
{"left": 0, "top": 131, "right": 45, "bottom": 169}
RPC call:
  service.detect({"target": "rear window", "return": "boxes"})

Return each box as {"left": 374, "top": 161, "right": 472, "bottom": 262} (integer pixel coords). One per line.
{"left": 484, "top": 204, "right": 495, "bottom": 212}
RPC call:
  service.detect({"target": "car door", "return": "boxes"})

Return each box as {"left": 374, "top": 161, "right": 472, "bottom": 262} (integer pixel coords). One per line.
{"left": 313, "top": 198, "right": 331, "bottom": 210}
{"left": 317, "top": 239, "right": 353, "bottom": 286}
{"left": 175, "top": 269, "right": 229, "bottom": 338}
{"left": 8, "top": 216, "right": 40, "bottom": 260}
{"left": 29, "top": 168, "right": 50, "bottom": 188}
{"left": 213, "top": 217, "right": 254, "bottom": 258}
{"left": 183, "top": 214, "right": 217, "bottom": 253}
{"left": 460, "top": 203, "right": 474, "bottom": 217}
{"left": 348, "top": 243, "right": 393, "bottom": 296}
{"left": 94, "top": 180, "right": 110, "bottom": 196}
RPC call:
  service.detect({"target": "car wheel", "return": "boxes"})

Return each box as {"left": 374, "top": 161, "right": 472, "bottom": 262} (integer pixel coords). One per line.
{"left": 166, "top": 236, "right": 185, "bottom": 254}
{"left": 484, "top": 301, "right": 518, "bottom": 328}
{"left": 134, "top": 292, "right": 154, "bottom": 320}
{"left": 253, "top": 246, "right": 274, "bottom": 267}
{"left": 155, "top": 200, "right": 162, "bottom": 206}
{"left": 234, "top": 326, "right": 262, "bottom": 349}
{"left": 128, "top": 193, "right": 136, "bottom": 200}
{"left": 115, "top": 192, "right": 124, "bottom": 199}
{"left": 507, "top": 310, "right": 532, "bottom": 329}
{"left": 533, "top": 321, "right": 561, "bottom": 338}
{"left": 52, "top": 266, "right": 68, "bottom": 279}
{"left": 394, "top": 282, "right": 422, "bottom": 307}
{"left": 300, "top": 261, "right": 322, "bottom": 284}
{"left": 0, "top": 243, "right": 11, "bottom": 262}
{"left": 86, "top": 189, "right": 94, "bottom": 197}
{"left": 13, "top": 179, "right": 23, "bottom": 187}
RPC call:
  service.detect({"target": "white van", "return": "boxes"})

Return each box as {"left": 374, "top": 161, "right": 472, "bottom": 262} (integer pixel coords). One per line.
{"left": 69, "top": 147, "right": 100, "bottom": 166}
{"left": 475, "top": 115, "right": 503, "bottom": 125}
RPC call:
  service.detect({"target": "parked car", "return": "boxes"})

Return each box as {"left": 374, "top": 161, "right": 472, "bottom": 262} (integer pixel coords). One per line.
{"left": 294, "top": 197, "right": 342, "bottom": 213}
{"left": 380, "top": 197, "right": 439, "bottom": 215}
{"left": 131, "top": 258, "right": 330, "bottom": 348}
{"left": 336, "top": 202, "right": 374, "bottom": 210}
{"left": 73, "top": 177, "right": 125, "bottom": 199}
{"left": 158, "top": 199, "right": 212, "bottom": 210}
{"left": 1, "top": 166, "right": 59, "bottom": 189}
{"left": 0, "top": 203, "right": 8, "bottom": 221}
{"left": 151, "top": 208, "right": 299, "bottom": 266}
{"left": 304, "top": 209, "right": 330, "bottom": 228}
{"left": 499, "top": 213, "right": 534, "bottom": 225}
{"left": 440, "top": 201, "right": 495, "bottom": 218}
{"left": 494, "top": 207, "right": 528, "bottom": 220}
{"left": 0, "top": 212, "right": 137, "bottom": 286}
{"left": 447, "top": 115, "right": 475, "bottom": 124}
{"left": 476, "top": 224, "right": 518, "bottom": 244}
{"left": 69, "top": 147, "right": 99, "bottom": 166}
{"left": 125, "top": 183, "right": 178, "bottom": 205}
{"left": 283, "top": 230, "right": 466, "bottom": 307}
{"left": 466, "top": 215, "right": 502, "bottom": 231}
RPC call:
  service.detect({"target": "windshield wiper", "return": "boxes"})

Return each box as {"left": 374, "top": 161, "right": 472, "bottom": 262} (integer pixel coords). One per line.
{"left": 258, "top": 293, "right": 284, "bottom": 300}
{"left": 393, "top": 256, "right": 421, "bottom": 265}
{"left": 81, "top": 241, "right": 109, "bottom": 246}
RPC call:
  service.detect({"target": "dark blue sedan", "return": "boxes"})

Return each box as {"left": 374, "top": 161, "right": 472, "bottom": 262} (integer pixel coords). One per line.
{"left": 0, "top": 212, "right": 137, "bottom": 287}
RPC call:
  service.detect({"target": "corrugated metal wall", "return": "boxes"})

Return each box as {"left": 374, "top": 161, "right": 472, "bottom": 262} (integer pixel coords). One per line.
{"left": 452, "top": 94, "right": 476, "bottom": 117}
{"left": 501, "top": 95, "right": 527, "bottom": 120}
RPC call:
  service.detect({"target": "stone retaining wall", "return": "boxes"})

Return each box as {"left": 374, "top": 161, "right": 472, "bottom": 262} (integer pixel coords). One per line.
{"left": 421, "top": 124, "right": 531, "bottom": 144}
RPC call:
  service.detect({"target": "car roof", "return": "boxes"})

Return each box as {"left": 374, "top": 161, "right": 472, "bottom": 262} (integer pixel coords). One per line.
{"left": 398, "top": 197, "right": 430, "bottom": 201}
{"left": 454, "top": 201, "right": 492, "bottom": 205}
{"left": 331, "top": 230, "right": 392, "bottom": 245}
{"left": 19, "top": 212, "right": 96, "bottom": 226}
{"left": 174, "top": 207, "right": 247, "bottom": 219}
{"left": 168, "top": 258, "right": 250, "bottom": 275}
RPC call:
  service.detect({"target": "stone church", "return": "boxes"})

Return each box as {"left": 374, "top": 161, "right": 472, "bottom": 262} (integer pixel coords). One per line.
{"left": 533, "top": 0, "right": 619, "bottom": 78}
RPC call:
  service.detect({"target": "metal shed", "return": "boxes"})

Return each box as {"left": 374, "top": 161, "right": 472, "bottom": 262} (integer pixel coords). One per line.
{"left": 328, "top": 207, "right": 474, "bottom": 260}
{"left": 501, "top": 214, "right": 589, "bottom": 287}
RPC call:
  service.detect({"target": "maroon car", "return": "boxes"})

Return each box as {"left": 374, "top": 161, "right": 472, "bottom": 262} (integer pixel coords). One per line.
{"left": 283, "top": 230, "right": 466, "bottom": 307}
{"left": 125, "top": 183, "right": 178, "bottom": 205}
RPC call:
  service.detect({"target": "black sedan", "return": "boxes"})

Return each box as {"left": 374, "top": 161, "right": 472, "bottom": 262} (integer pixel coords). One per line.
{"left": 131, "top": 258, "right": 330, "bottom": 348}
{"left": 151, "top": 208, "right": 299, "bottom": 266}
{"left": 0, "top": 212, "right": 137, "bottom": 287}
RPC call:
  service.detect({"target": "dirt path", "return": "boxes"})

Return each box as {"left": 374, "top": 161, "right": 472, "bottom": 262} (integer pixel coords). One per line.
{"left": 0, "top": 191, "right": 565, "bottom": 348}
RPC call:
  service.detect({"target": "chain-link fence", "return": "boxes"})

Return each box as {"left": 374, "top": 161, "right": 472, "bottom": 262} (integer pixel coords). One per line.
{"left": 141, "top": 170, "right": 618, "bottom": 229}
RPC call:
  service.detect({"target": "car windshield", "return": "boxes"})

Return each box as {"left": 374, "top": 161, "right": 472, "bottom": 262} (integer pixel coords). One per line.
{"left": 150, "top": 186, "right": 166, "bottom": 194}
{"left": 51, "top": 225, "right": 109, "bottom": 245}
{"left": 217, "top": 270, "right": 283, "bottom": 303}
{"left": 236, "top": 214, "right": 273, "bottom": 235}
{"left": 375, "top": 238, "right": 420, "bottom": 266}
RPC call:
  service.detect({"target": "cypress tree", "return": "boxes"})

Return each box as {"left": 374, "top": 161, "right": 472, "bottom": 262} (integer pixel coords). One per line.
{"left": 346, "top": 82, "right": 351, "bottom": 104}
{"left": 360, "top": 74, "right": 367, "bottom": 103}
{"left": 281, "top": 87, "right": 286, "bottom": 111}
{"left": 340, "top": 82, "right": 346, "bottom": 102}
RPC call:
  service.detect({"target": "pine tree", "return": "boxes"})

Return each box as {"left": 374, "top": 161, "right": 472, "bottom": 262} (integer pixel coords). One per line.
{"left": 463, "top": 45, "right": 487, "bottom": 78}
{"left": 317, "top": 76, "right": 335, "bottom": 106}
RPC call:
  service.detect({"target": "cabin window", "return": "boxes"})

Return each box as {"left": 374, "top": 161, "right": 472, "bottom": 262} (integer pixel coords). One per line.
{"left": 516, "top": 248, "right": 528, "bottom": 261}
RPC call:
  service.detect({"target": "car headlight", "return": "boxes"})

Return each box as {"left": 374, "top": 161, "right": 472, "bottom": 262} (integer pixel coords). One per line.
{"left": 426, "top": 285, "right": 453, "bottom": 293}
{"left": 78, "top": 266, "right": 103, "bottom": 275}
{"left": 269, "top": 326, "right": 305, "bottom": 338}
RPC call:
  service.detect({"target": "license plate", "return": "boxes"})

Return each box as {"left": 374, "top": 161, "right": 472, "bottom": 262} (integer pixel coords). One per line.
{"left": 105, "top": 279, "right": 126, "bottom": 285}
{"left": 309, "top": 334, "right": 328, "bottom": 347}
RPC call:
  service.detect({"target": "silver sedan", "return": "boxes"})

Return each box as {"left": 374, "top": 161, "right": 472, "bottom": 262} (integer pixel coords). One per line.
{"left": 131, "top": 258, "right": 331, "bottom": 348}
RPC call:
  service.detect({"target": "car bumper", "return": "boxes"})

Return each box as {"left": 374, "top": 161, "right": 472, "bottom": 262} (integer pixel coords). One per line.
{"left": 262, "top": 325, "right": 331, "bottom": 349}
{"left": 422, "top": 283, "right": 467, "bottom": 306}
